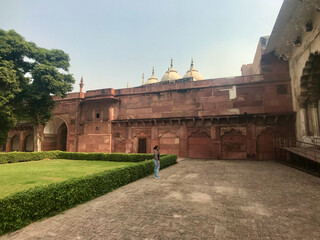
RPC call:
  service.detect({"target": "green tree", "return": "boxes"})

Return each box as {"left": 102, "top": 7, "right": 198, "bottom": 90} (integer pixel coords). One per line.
{"left": 0, "top": 29, "right": 75, "bottom": 150}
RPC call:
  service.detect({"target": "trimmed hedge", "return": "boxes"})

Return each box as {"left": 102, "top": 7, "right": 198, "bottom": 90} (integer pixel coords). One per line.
{"left": 0, "top": 151, "right": 155, "bottom": 164}
{"left": 58, "top": 152, "right": 154, "bottom": 162}
{"left": 0, "top": 151, "right": 61, "bottom": 164}
{"left": 0, "top": 154, "right": 177, "bottom": 235}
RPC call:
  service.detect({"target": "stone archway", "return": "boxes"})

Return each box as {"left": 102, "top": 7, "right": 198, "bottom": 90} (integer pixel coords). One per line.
{"left": 43, "top": 117, "right": 68, "bottom": 151}
{"left": 298, "top": 53, "right": 320, "bottom": 139}
{"left": 221, "top": 129, "right": 246, "bottom": 159}
{"left": 24, "top": 135, "right": 34, "bottom": 152}
{"left": 57, "top": 123, "right": 67, "bottom": 151}
{"left": 133, "top": 131, "right": 151, "bottom": 154}
{"left": 11, "top": 135, "right": 20, "bottom": 151}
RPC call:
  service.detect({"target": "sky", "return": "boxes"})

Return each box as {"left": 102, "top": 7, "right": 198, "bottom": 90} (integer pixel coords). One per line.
{"left": 0, "top": 0, "right": 284, "bottom": 92}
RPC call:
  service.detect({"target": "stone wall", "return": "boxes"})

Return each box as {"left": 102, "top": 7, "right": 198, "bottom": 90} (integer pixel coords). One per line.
{"left": 4, "top": 53, "right": 296, "bottom": 159}
{"left": 113, "top": 74, "right": 292, "bottom": 121}
{"left": 111, "top": 116, "right": 295, "bottom": 159}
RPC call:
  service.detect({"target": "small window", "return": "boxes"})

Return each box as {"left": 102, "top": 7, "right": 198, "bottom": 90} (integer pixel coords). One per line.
{"left": 277, "top": 85, "right": 288, "bottom": 95}
{"left": 96, "top": 113, "right": 100, "bottom": 118}
{"left": 95, "top": 126, "right": 99, "bottom": 131}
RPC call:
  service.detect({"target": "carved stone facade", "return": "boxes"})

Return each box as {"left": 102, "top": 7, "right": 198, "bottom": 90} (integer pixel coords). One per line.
{"left": 264, "top": 0, "right": 320, "bottom": 143}
{"left": 2, "top": 62, "right": 295, "bottom": 160}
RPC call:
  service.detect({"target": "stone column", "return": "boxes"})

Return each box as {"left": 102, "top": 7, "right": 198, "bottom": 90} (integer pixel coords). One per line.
{"left": 299, "top": 100, "right": 308, "bottom": 137}
{"left": 310, "top": 98, "right": 319, "bottom": 136}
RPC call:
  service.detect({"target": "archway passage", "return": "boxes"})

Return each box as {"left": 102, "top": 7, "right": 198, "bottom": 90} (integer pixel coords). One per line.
{"left": 138, "top": 138, "right": 147, "bottom": 153}
{"left": 221, "top": 130, "right": 246, "bottom": 159}
{"left": 257, "top": 129, "right": 279, "bottom": 160}
{"left": 57, "top": 123, "right": 67, "bottom": 151}
{"left": 43, "top": 117, "right": 68, "bottom": 151}
{"left": 299, "top": 54, "right": 320, "bottom": 137}
{"left": 188, "top": 132, "right": 212, "bottom": 159}
{"left": 25, "top": 135, "right": 34, "bottom": 152}
{"left": 11, "top": 135, "right": 20, "bottom": 151}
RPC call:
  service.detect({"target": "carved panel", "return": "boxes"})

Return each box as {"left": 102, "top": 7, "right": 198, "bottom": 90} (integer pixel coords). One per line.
{"left": 220, "top": 127, "right": 246, "bottom": 137}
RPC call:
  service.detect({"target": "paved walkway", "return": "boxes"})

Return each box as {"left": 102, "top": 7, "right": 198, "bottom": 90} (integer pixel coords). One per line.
{"left": 2, "top": 159, "right": 320, "bottom": 240}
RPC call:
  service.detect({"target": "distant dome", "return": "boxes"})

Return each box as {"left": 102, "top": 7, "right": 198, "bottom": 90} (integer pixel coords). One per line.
{"left": 161, "top": 59, "right": 181, "bottom": 82}
{"left": 145, "top": 67, "right": 159, "bottom": 84}
{"left": 183, "top": 59, "right": 204, "bottom": 81}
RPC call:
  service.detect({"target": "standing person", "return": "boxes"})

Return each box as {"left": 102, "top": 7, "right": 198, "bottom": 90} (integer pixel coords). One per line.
{"left": 153, "top": 145, "right": 160, "bottom": 179}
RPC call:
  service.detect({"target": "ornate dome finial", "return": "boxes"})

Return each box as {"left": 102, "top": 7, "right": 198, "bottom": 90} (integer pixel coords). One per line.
{"left": 142, "top": 73, "right": 145, "bottom": 85}
{"left": 145, "top": 67, "right": 159, "bottom": 84}
{"left": 183, "top": 58, "right": 204, "bottom": 81}
{"left": 171, "top": 58, "right": 173, "bottom": 68}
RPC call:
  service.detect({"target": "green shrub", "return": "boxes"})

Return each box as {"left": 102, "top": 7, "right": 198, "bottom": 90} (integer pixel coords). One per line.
{"left": 0, "top": 151, "right": 155, "bottom": 164}
{"left": 0, "top": 154, "right": 177, "bottom": 235}
{"left": 58, "top": 152, "right": 154, "bottom": 162}
{"left": 0, "top": 151, "right": 61, "bottom": 164}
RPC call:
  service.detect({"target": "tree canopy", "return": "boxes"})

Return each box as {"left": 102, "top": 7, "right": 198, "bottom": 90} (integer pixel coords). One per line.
{"left": 0, "top": 29, "right": 75, "bottom": 145}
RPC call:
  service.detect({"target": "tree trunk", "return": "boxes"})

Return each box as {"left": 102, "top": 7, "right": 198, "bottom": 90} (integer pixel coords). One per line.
{"left": 33, "top": 124, "right": 42, "bottom": 152}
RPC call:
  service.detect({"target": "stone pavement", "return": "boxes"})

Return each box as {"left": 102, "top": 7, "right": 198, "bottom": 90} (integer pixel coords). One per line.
{"left": 2, "top": 159, "right": 320, "bottom": 240}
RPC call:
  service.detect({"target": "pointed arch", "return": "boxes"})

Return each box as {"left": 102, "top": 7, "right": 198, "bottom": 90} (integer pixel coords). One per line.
{"left": 133, "top": 131, "right": 151, "bottom": 154}
{"left": 24, "top": 134, "right": 34, "bottom": 152}
{"left": 11, "top": 135, "right": 20, "bottom": 151}
{"left": 221, "top": 129, "right": 246, "bottom": 159}
{"left": 43, "top": 116, "right": 68, "bottom": 151}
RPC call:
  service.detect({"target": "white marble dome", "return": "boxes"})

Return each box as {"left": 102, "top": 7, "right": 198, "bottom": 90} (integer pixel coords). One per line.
{"left": 183, "top": 59, "right": 204, "bottom": 81}
{"left": 161, "top": 59, "right": 181, "bottom": 82}
{"left": 145, "top": 67, "right": 159, "bottom": 84}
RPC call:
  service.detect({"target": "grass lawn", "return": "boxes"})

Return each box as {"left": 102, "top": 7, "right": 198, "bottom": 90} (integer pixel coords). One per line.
{"left": 0, "top": 159, "right": 136, "bottom": 198}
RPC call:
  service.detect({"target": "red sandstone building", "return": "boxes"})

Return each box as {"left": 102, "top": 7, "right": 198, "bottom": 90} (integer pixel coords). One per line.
{"left": 5, "top": 0, "right": 320, "bottom": 160}
{"left": 1, "top": 47, "right": 296, "bottom": 160}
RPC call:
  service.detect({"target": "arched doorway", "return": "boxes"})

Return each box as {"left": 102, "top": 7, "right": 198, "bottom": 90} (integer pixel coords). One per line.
{"left": 188, "top": 131, "right": 211, "bottom": 159}
{"left": 57, "top": 123, "right": 67, "bottom": 151}
{"left": 43, "top": 117, "right": 68, "bottom": 151}
{"left": 221, "top": 129, "right": 246, "bottom": 159}
{"left": 11, "top": 135, "right": 20, "bottom": 151}
{"left": 298, "top": 53, "right": 320, "bottom": 139}
{"left": 24, "top": 135, "right": 34, "bottom": 152}
{"left": 133, "top": 131, "right": 151, "bottom": 154}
